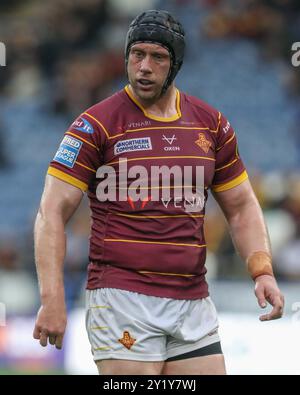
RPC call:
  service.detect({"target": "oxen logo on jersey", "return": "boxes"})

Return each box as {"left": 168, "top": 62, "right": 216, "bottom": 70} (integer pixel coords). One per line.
{"left": 195, "top": 133, "right": 212, "bottom": 154}
{"left": 162, "top": 134, "right": 180, "bottom": 151}
{"left": 72, "top": 117, "right": 94, "bottom": 134}
{"left": 162, "top": 134, "right": 177, "bottom": 145}
{"left": 114, "top": 137, "right": 152, "bottom": 155}
{"left": 118, "top": 331, "right": 136, "bottom": 350}
{"left": 53, "top": 135, "right": 82, "bottom": 168}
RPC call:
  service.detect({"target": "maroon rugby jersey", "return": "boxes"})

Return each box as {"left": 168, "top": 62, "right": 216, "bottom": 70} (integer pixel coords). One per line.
{"left": 48, "top": 85, "right": 248, "bottom": 299}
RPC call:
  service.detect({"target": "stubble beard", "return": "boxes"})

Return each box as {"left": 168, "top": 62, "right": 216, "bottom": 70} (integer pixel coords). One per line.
{"left": 130, "top": 78, "right": 164, "bottom": 104}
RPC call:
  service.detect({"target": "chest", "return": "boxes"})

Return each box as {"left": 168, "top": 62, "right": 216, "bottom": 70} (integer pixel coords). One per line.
{"left": 102, "top": 128, "right": 217, "bottom": 187}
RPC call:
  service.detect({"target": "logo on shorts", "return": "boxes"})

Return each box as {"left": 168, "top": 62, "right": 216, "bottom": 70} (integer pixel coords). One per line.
{"left": 118, "top": 331, "right": 136, "bottom": 350}
{"left": 195, "top": 133, "right": 212, "bottom": 154}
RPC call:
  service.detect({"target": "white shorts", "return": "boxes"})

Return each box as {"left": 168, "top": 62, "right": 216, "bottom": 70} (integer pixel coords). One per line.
{"left": 85, "top": 288, "right": 221, "bottom": 362}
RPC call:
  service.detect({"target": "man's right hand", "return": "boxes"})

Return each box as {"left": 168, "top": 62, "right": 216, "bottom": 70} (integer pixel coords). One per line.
{"left": 33, "top": 301, "right": 67, "bottom": 350}
{"left": 33, "top": 176, "right": 82, "bottom": 351}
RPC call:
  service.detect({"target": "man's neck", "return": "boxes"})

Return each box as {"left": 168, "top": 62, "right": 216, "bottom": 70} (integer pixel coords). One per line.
{"left": 129, "top": 85, "right": 178, "bottom": 119}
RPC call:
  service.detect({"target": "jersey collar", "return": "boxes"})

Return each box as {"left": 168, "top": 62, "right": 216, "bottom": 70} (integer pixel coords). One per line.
{"left": 124, "top": 85, "right": 181, "bottom": 122}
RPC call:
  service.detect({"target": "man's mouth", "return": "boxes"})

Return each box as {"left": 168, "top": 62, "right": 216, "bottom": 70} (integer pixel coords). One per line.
{"left": 137, "top": 79, "right": 154, "bottom": 87}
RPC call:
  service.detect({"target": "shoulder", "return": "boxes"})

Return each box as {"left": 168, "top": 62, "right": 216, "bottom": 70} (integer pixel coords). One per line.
{"left": 180, "top": 91, "right": 221, "bottom": 130}
{"left": 182, "top": 92, "right": 219, "bottom": 116}
{"left": 80, "top": 89, "right": 129, "bottom": 139}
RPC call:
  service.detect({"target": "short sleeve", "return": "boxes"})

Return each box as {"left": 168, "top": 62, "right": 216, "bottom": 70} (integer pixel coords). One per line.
{"left": 211, "top": 113, "right": 248, "bottom": 192}
{"left": 47, "top": 112, "right": 106, "bottom": 192}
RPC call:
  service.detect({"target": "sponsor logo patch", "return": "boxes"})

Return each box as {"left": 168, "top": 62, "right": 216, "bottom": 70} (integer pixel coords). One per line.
{"left": 72, "top": 117, "right": 94, "bottom": 134}
{"left": 195, "top": 133, "right": 212, "bottom": 154}
{"left": 127, "top": 120, "right": 151, "bottom": 128}
{"left": 53, "top": 136, "right": 82, "bottom": 168}
{"left": 118, "top": 331, "right": 136, "bottom": 350}
{"left": 162, "top": 134, "right": 180, "bottom": 151}
{"left": 223, "top": 120, "right": 230, "bottom": 134}
{"left": 162, "top": 134, "right": 177, "bottom": 145}
{"left": 114, "top": 137, "right": 152, "bottom": 155}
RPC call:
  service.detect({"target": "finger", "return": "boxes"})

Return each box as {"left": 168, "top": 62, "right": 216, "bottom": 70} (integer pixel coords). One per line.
{"left": 39, "top": 331, "right": 48, "bottom": 347}
{"left": 269, "top": 298, "right": 284, "bottom": 319}
{"left": 255, "top": 288, "right": 267, "bottom": 308}
{"left": 260, "top": 297, "right": 284, "bottom": 321}
{"left": 260, "top": 309, "right": 282, "bottom": 321}
{"left": 49, "top": 335, "right": 56, "bottom": 345}
{"left": 55, "top": 335, "right": 64, "bottom": 350}
{"left": 33, "top": 325, "right": 41, "bottom": 340}
{"left": 258, "top": 299, "right": 267, "bottom": 309}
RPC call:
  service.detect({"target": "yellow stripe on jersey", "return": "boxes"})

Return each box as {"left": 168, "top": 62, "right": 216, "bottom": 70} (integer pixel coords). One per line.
{"left": 83, "top": 112, "right": 111, "bottom": 139}
{"left": 215, "top": 158, "right": 238, "bottom": 172}
{"left": 90, "top": 326, "right": 109, "bottom": 330}
{"left": 212, "top": 170, "right": 248, "bottom": 192}
{"left": 93, "top": 347, "right": 112, "bottom": 351}
{"left": 104, "top": 238, "right": 206, "bottom": 248}
{"left": 216, "top": 133, "right": 236, "bottom": 151}
{"left": 176, "top": 89, "right": 182, "bottom": 119}
{"left": 106, "top": 155, "right": 215, "bottom": 166}
{"left": 113, "top": 213, "right": 204, "bottom": 219}
{"left": 123, "top": 125, "right": 212, "bottom": 134}
{"left": 104, "top": 126, "right": 214, "bottom": 140}
{"left": 209, "top": 111, "right": 221, "bottom": 134}
{"left": 90, "top": 305, "right": 111, "bottom": 309}
{"left": 47, "top": 166, "right": 88, "bottom": 192}
{"left": 76, "top": 161, "right": 97, "bottom": 173}
{"left": 138, "top": 270, "right": 196, "bottom": 277}
{"left": 66, "top": 131, "right": 99, "bottom": 151}
{"left": 117, "top": 185, "right": 197, "bottom": 190}
{"left": 125, "top": 85, "right": 182, "bottom": 122}
{"left": 108, "top": 132, "right": 124, "bottom": 140}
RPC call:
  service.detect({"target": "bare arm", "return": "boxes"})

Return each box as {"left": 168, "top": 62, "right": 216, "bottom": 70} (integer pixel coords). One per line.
{"left": 213, "top": 179, "right": 270, "bottom": 260}
{"left": 33, "top": 175, "right": 83, "bottom": 348}
{"left": 213, "top": 179, "right": 284, "bottom": 320}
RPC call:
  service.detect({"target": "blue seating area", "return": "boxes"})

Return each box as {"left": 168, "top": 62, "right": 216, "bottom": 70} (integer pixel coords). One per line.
{"left": 168, "top": 1, "right": 298, "bottom": 172}
{"left": 0, "top": 99, "right": 69, "bottom": 232}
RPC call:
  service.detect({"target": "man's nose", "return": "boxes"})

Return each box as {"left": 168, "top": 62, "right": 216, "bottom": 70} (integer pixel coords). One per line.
{"left": 140, "top": 55, "right": 152, "bottom": 72}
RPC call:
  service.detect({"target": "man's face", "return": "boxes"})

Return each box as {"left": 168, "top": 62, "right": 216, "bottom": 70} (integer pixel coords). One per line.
{"left": 127, "top": 42, "right": 171, "bottom": 102}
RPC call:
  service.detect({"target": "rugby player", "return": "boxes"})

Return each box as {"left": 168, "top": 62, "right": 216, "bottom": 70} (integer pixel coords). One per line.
{"left": 33, "top": 10, "right": 284, "bottom": 375}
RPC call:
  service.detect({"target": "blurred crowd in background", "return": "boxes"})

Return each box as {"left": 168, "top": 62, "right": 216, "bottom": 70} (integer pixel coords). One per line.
{"left": 203, "top": 0, "right": 300, "bottom": 95}
{"left": 0, "top": 0, "right": 300, "bottom": 314}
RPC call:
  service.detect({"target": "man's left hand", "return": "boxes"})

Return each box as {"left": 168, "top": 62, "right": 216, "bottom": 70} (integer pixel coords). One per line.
{"left": 254, "top": 274, "right": 284, "bottom": 321}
